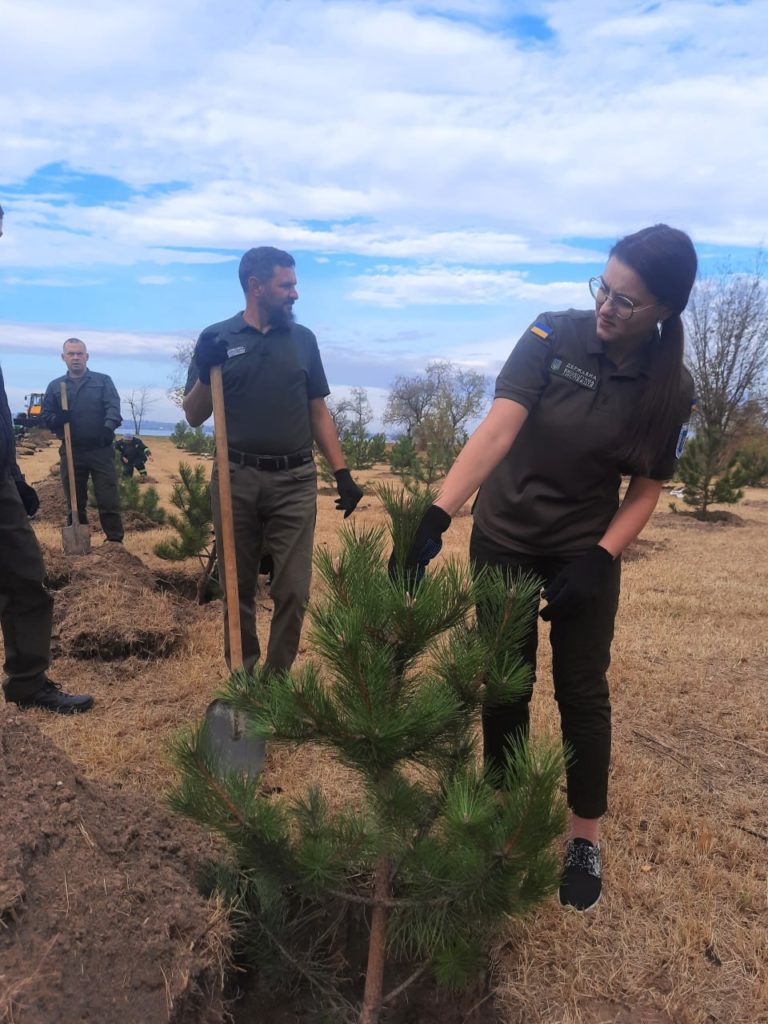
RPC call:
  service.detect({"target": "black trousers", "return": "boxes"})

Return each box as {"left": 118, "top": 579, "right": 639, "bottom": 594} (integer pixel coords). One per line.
{"left": 0, "top": 480, "right": 53, "bottom": 700}
{"left": 470, "top": 525, "right": 621, "bottom": 820}
{"left": 59, "top": 444, "right": 123, "bottom": 541}
{"left": 122, "top": 457, "right": 147, "bottom": 478}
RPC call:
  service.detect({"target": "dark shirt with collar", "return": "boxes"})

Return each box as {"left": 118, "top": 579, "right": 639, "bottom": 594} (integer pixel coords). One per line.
{"left": 473, "top": 309, "right": 694, "bottom": 557}
{"left": 185, "top": 312, "right": 330, "bottom": 455}
{"left": 42, "top": 369, "right": 122, "bottom": 449}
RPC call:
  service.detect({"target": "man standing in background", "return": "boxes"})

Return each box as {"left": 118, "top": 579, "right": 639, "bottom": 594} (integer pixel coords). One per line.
{"left": 0, "top": 203, "right": 94, "bottom": 712}
{"left": 42, "top": 339, "right": 124, "bottom": 543}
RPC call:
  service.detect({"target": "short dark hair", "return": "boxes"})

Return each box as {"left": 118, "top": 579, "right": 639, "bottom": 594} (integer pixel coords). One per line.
{"left": 238, "top": 247, "right": 295, "bottom": 293}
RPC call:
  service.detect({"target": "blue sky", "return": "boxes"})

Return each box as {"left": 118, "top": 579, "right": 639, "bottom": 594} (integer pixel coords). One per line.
{"left": 1, "top": 0, "right": 766, "bottom": 428}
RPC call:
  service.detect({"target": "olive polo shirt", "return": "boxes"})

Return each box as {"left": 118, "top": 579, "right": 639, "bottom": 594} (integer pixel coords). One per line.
{"left": 185, "top": 312, "right": 330, "bottom": 455}
{"left": 473, "top": 309, "right": 694, "bottom": 557}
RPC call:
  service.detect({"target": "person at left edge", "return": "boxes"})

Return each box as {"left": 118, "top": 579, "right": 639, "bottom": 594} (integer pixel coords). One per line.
{"left": 0, "top": 202, "right": 93, "bottom": 713}
{"left": 41, "top": 338, "right": 124, "bottom": 543}
{"left": 183, "top": 246, "right": 363, "bottom": 676}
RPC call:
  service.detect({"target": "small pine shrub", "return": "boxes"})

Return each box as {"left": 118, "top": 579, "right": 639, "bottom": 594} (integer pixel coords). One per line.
{"left": 153, "top": 462, "right": 213, "bottom": 560}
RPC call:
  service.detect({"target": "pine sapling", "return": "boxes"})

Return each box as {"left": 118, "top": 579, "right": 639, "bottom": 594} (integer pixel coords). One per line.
{"left": 678, "top": 435, "right": 748, "bottom": 518}
{"left": 170, "top": 485, "right": 566, "bottom": 1023}
{"left": 154, "top": 462, "right": 213, "bottom": 561}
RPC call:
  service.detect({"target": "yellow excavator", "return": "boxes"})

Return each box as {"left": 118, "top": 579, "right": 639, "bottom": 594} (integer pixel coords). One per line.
{"left": 13, "top": 392, "right": 45, "bottom": 432}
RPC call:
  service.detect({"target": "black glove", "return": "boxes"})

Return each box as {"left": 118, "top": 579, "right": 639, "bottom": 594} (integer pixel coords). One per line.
{"left": 390, "top": 503, "right": 452, "bottom": 582}
{"left": 334, "top": 469, "right": 363, "bottom": 518}
{"left": 102, "top": 427, "right": 116, "bottom": 447}
{"left": 195, "top": 333, "right": 229, "bottom": 385}
{"left": 15, "top": 479, "right": 40, "bottom": 517}
{"left": 539, "top": 545, "right": 614, "bottom": 623}
{"left": 50, "top": 409, "right": 71, "bottom": 430}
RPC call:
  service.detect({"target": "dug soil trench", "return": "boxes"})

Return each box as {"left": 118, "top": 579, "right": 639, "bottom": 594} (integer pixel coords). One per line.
{"left": 0, "top": 713, "right": 228, "bottom": 1024}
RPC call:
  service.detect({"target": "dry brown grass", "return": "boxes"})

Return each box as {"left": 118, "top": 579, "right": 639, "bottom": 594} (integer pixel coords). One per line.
{"left": 8, "top": 440, "right": 768, "bottom": 1023}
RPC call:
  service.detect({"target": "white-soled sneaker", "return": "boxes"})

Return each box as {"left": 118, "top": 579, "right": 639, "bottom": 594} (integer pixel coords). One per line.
{"left": 559, "top": 838, "right": 602, "bottom": 911}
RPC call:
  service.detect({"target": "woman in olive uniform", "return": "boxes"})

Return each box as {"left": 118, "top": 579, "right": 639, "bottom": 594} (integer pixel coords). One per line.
{"left": 403, "top": 224, "right": 698, "bottom": 911}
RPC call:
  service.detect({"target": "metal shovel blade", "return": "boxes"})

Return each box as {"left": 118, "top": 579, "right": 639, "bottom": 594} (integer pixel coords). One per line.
{"left": 202, "top": 698, "right": 266, "bottom": 778}
{"left": 62, "top": 523, "right": 91, "bottom": 555}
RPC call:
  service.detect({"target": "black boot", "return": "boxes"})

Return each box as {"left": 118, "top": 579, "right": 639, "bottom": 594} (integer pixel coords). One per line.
{"left": 9, "top": 680, "right": 94, "bottom": 715}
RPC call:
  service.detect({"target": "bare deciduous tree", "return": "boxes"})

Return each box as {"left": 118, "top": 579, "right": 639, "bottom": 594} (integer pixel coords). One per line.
{"left": 326, "top": 395, "right": 352, "bottom": 436}
{"left": 123, "top": 386, "right": 157, "bottom": 436}
{"left": 385, "top": 361, "right": 489, "bottom": 476}
{"left": 384, "top": 372, "right": 438, "bottom": 438}
{"left": 683, "top": 258, "right": 768, "bottom": 514}
{"left": 167, "top": 341, "right": 196, "bottom": 408}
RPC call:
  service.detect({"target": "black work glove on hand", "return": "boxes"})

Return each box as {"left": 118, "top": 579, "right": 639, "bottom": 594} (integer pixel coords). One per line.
{"left": 50, "top": 409, "right": 71, "bottom": 431}
{"left": 102, "top": 427, "right": 116, "bottom": 447}
{"left": 15, "top": 479, "right": 40, "bottom": 517}
{"left": 389, "top": 503, "right": 452, "bottom": 583}
{"left": 195, "top": 334, "right": 229, "bottom": 385}
{"left": 539, "top": 545, "right": 614, "bottom": 623}
{"left": 334, "top": 469, "right": 363, "bottom": 518}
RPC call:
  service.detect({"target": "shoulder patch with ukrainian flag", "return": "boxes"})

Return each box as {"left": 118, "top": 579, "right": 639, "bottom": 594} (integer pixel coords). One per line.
{"left": 529, "top": 321, "right": 552, "bottom": 341}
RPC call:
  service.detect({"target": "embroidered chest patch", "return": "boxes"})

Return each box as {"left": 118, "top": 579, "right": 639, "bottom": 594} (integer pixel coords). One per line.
{"left": 226, "top": 345, "right": 247, "bottom": 358}
{"left": 549, "top": 358, "right": 598, "bottom": 390}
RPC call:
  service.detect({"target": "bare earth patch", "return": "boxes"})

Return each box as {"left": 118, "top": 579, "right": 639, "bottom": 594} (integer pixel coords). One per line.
{"left": 0, "top": 713, "right": 227, "bottom": 1024}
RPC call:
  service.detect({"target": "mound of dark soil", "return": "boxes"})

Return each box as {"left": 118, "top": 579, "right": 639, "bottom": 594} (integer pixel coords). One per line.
{"left": 53, "top": 545, "right": 186, "bottom": 659}
{"left": 40, "top": 547, "right": 72, "bottom": 590}
{"left": 122, "top": 509, "right": 166, "bottom": 532}
{"left": 32, "top": 478, "right": 163, "bottom": 532}
{"left": 30, "top": 477, "right": 69, "bottom": 525}
{"left": 622, "top": 538, "right": 669, "bottom": 563}
{"left": 0, "top": 713, "right": 227, "bottom": 1024}
{"left": 656, "top": 509, "right": 747, "bottom": 529}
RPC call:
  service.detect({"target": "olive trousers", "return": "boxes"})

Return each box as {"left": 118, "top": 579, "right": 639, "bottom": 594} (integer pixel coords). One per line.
{"left": 211, "top": 459, "right": 317, "bottom": 675}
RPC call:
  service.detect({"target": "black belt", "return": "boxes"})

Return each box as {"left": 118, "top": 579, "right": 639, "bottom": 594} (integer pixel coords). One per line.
{"left": 228, "top": 447, "right": 314, "bottom": 471}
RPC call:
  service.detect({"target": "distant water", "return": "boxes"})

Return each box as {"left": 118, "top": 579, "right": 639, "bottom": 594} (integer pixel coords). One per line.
{"left": 122, "top": 421, "right": 213, "bottom": 438}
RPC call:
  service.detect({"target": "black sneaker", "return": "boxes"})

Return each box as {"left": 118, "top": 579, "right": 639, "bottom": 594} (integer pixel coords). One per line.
{"left": 559, "top": 838, "right": 602, "bottom": 911}
{"left": 11, "top": 680, "right": 94, "bottom": 715}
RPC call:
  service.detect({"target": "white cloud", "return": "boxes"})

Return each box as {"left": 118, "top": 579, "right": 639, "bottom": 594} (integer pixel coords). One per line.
{"left": 0, "top": 0, "right": 766, "bottom": 279}
{"left": 347, "top": 266, "right": 586, "bottom": 307}
{"left": 1, "top": 276, "right": 103, "bottom": 287}
{"left": 0, "top": 321, "right": 189, "bottom": 358}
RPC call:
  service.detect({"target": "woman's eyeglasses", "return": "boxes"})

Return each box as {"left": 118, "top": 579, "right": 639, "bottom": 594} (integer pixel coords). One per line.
{"left": 588, "top": 276, "right": 657, "bottom": 321}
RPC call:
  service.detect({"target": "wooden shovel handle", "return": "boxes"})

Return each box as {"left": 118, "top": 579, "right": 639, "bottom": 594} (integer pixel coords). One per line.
{"left": 210, "top": 365, "right": 243, "bottom": 670}
{"left": 60, "top": 382, "right": 78, "bottom": 520}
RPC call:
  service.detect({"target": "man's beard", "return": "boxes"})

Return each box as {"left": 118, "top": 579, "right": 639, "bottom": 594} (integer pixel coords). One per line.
{"left": 263, "top": 300, "right": 295, "bottom": 328}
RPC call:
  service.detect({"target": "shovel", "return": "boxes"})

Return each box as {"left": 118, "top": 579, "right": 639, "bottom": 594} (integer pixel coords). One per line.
{"left": 60, "top": 382, "right": 91, "bottom": 555}
{"left": 201, "top": 364, "right": 266, "bottom": 778}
